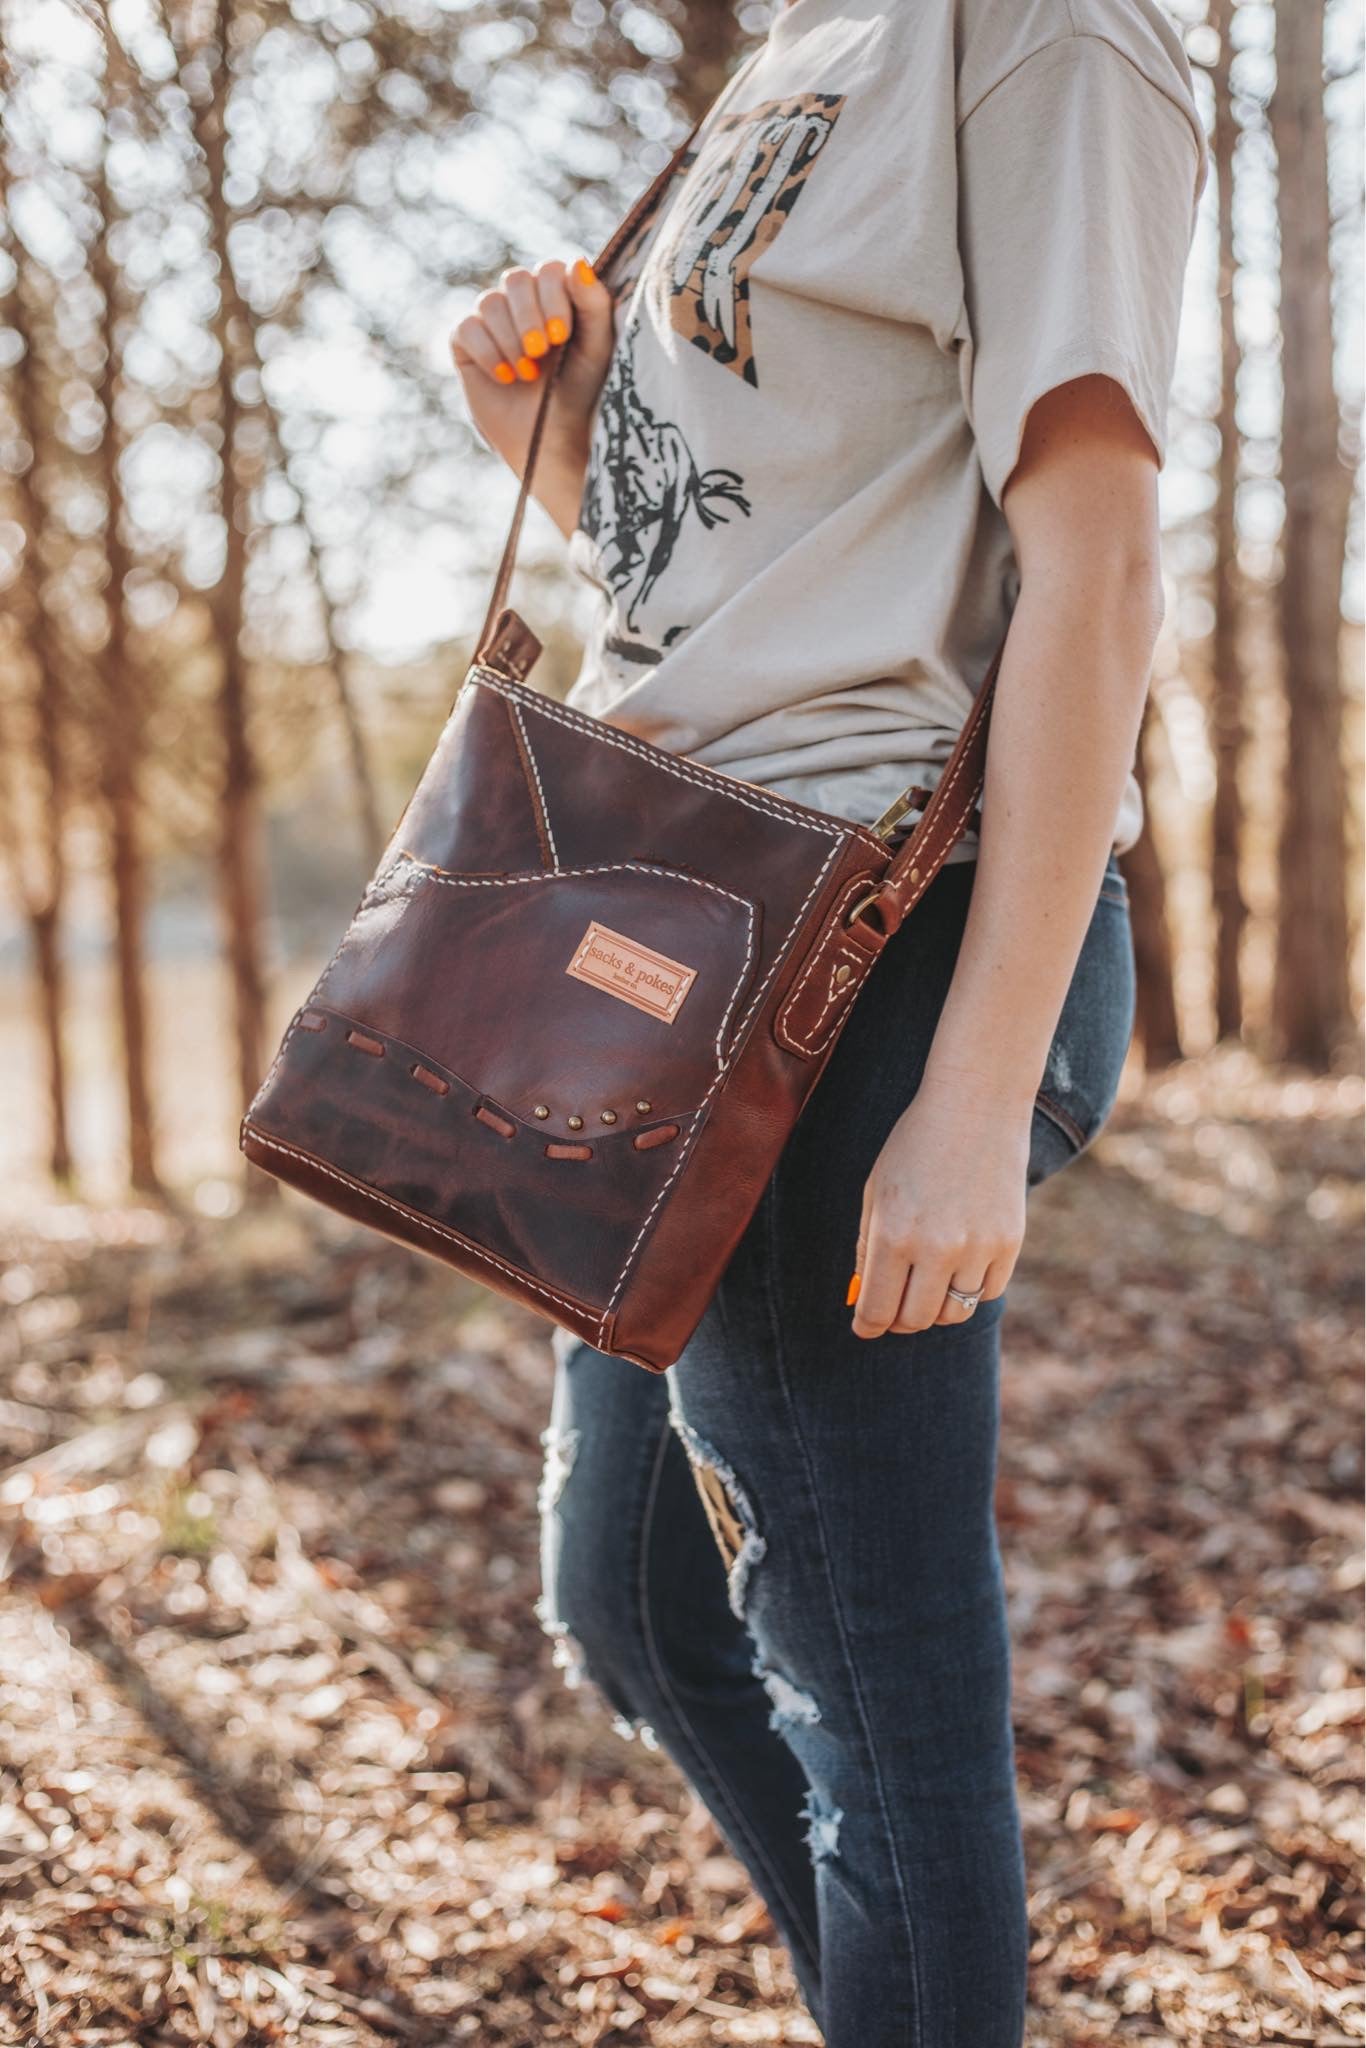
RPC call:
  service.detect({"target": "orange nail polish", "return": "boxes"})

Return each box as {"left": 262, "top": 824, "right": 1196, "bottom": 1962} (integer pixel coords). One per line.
{"left": 574, "top": 258, "right": 597, "bottom": 288}
{"left": 493, "top": 361, "right": 516, "bottom": 385}
{"left": 546, "top": 315, "right": 570, "bottom": 345}
{"left": 515, "top": 355, "right": 540, "bottom": 382}
{"left": 523, "top": 327, "right": 548, "bottom": 358}
{"left": 846, "top": 1273, "right": 862, "bottom": 1307}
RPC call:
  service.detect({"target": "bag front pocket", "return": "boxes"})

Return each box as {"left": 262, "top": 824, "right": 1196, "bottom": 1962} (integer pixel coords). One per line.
{"left": 320, "top": 854, "right": 760, "bottom": 1125}
{"left": 248, "top": 855, "right": 763, "bottom": 1314}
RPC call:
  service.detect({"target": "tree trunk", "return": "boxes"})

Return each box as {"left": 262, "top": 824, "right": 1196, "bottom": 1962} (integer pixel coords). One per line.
{"left": 1124, "top": 714, "right": 1183, "bottom": 1069}
{"left": 192, "top": 0, "right": 273, "bottom": 1134}
{"left": 1268, "top": 0, "right": 1354, "bottom": 1066}
{"left": 1209, "top": 0, "right": 1249, "bottom": 1044}
{"left": 249, "top": 336, "right": 385, "bottom": 865}
{"left": 673, "top": 2, "right": 746, "bottom": 126}
{"left": 0, "top": 158, "right": 75, "bottom": 1184}
{"left": 91, "top": 152, "right": 161, "bottom": 1194}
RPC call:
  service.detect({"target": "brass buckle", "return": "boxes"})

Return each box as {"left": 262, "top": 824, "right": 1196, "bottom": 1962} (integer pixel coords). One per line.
{"left": 869, "top": 780, "right": 927, "bottom": 843}
{"left": 844, "top": 887, "right": 884, "bottom": 929}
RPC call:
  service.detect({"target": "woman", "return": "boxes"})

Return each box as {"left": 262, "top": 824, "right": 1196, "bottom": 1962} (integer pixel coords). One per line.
{"left": 451, "top": 1, "right": 1206, "bottom": 2040}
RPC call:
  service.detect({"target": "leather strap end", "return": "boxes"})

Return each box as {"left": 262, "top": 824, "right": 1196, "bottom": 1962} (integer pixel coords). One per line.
{"left": 476, "top": 607, "right": 543, "bottom": 682}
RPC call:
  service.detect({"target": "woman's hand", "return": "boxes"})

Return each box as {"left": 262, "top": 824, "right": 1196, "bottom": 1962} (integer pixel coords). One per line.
{"left": 449, "top": 257, "right": 617, "bottom": 537}
{"left": 849, "top": 1076, "right": 1030, "bottom": 1337}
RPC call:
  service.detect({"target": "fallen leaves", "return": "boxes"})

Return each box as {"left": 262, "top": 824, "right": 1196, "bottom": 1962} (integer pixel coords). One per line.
{"left": 0, "top": 1051, "right": 1360, "bottom": 2044}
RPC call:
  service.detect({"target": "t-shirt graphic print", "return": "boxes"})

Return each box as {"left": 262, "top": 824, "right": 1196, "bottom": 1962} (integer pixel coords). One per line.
{"left": 577, "top": 89, "right": 844, "bottom": 664}
{"left": 578, "top": 323, "right": 750, "bottom": 652}
{"left": 566, "top": 0, "right": 1206, "bottom": 859}
{"left": 649, "top": 92, "right": 846, "bottom": 387}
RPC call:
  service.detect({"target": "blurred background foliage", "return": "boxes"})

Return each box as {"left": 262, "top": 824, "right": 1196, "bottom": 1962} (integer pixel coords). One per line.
{"left": 0, "top": 0, "right": 1361, "bottom": 1202}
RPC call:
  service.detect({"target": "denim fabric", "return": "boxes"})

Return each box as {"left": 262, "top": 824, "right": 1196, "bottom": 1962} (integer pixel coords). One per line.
{"left": 538, "top": 854, "right": 1135, "bottom": 2046}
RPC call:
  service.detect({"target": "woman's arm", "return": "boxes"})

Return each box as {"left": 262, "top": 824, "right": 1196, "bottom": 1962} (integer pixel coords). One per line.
{"left": 850, "top": 372, "right": 1164, "bottom": 1339}
{"left": 449, "top": 257, "right": 615, "bottom": 537}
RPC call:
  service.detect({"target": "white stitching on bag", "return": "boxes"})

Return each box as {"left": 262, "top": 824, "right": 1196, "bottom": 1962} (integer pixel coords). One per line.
{"left": 393, "top": 854, "right": 757, "bottom": 1067}
{"left": 886, "top": 695, "right": 990, "bottom": 912}
{"left": 509, "top": 699, "right": 560, "bottom": 871}
{"left": 472, "top": 670, "right": 885, "bottom": 853}
{"left": 773, "top": 875, "right": 878, "bottom": 1056}
{"left": 241, "top": 1127, "right": 592, "bottom": 1317}
{"left": 597, "top": 839, "right": 843, "bottom": 1339}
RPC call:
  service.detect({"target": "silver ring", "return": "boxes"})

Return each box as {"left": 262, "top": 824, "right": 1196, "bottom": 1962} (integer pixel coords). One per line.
{"left": 945, "top": 1285, "right": 983, "bottom": 1313}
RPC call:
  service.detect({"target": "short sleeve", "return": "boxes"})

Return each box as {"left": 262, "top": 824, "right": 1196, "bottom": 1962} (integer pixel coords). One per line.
{"left": 956, "top": 33, "right": 1205, "bottom": 509}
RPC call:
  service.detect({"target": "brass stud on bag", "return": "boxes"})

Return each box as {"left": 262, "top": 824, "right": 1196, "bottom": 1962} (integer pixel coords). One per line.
{"left": 635, "top": 1100, "right": 652, "bottom": 1115}
{"left": 567, "top": 1114, "right": 584, "bottom": 1131}
{"left": 533, "top": 1104, "right": 550, "bottom": 1120}
{"left": 833, "top": 964, "right": 853, "bottom": 988}
{"left": 600, "top": 1109, "right": 618, "bottom": 1125}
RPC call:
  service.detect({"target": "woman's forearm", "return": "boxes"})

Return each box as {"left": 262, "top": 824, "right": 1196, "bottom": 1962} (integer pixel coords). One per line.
{"left": 921, "top": 547, "right": 1161, "bottom": 1118}
{"left": 532, "top": 428, "right": 593, "bottom": 539}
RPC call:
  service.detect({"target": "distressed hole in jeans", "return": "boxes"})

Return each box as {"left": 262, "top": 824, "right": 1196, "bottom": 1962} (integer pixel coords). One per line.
{"left": 669, "top": 1414, "right": 767, "bottom": 1621}
{"left": 611, "top": 1711, "right": 660, "bottom": 1750}
{"left": 753, "top": 1652, "right": 821, "bottom": 1735}
{"left": 800, "top": 1783, "right": 843, "bottom": 1864}
{"left": 532, "top": 1590, "right": 590, "bottom": 1691}
{"left": 537, "top": 1423, "right": 581, "bottom": 1515}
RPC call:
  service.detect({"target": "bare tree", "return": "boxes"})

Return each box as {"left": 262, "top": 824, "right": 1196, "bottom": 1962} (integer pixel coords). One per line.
{"left": 1124, "top": 715, "right": 1184, "bottom": 1068}
{"left": 90, "top": 140, "right": 162, "bottom": 1193}
{"left": 0, "top": 250, "right": 73, "bottom": 1182}
{"left": 186, "top": 0, "right": 273, "bottom": 1131}
{"left": 1268, "top": 0, "right": 1355, "bottom": 1066}
{"left": 672, "top": 2, "right": 747, "bottom": 126}
{"left": 1208, "top": 0, "right": 1251, "bottom": 1043}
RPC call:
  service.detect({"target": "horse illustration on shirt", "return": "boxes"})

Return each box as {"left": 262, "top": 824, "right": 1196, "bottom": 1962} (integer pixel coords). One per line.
{"left": 579, "top": 322, "right": 751, "bottom": 643}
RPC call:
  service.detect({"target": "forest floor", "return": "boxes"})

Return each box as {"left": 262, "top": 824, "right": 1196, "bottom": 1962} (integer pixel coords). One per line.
{"left": 0, "top": 1050, "right": 1361, "bottom": 2048}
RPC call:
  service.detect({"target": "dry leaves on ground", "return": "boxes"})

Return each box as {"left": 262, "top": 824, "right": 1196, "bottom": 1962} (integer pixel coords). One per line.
{"left": 0, "top": 1051, "right": 1361, "bottom": 2046}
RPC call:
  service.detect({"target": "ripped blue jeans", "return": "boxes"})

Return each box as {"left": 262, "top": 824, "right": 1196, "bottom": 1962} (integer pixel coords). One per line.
{"left": 538, "top": 853, "right": 1135, "bottom": 2047}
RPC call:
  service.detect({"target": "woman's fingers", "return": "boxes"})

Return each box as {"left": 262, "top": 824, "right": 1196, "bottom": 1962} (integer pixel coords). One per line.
{"left": 888, "top": 1246, "right": 959, "bottom": 1335}
{"left": 534, "top": 259, "right": 574, "bottom": 348}
{"left": 501, "top": 266, "right": 550, "bottom": 374}
{"left": 930, "top": 1268, "right": 991, "bottom": 1327}
{"left": 565, "top": 255, "right": 616, "bottom": 358}
{"left": 473, "top": 285, "right": 532, "bottom": 380}
{"left": 851, "top": 1200, "right": 1014, "bottom": 1339}
{"left": 852, "top": 1219, "right": 951, "bottom": 1339}
{"left": 450, "top": 313, "right": 517, "bottom": 386}
{"left": 451, "top": 254, "right": 612, "bottom": 390}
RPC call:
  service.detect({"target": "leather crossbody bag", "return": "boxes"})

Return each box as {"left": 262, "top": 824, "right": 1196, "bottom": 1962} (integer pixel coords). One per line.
{"left": 240, "top": 115, "right": 1002, "bottom": 1372}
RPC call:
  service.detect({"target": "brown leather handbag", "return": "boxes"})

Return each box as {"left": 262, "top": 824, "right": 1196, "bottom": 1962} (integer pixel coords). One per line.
{"left": 240, "top": 123, "right": 1001, "bottom": 1373}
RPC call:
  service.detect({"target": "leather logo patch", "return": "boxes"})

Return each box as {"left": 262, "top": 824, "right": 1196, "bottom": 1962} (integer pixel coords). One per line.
{"left": 566, "top": 921, "right": 697, "bottom": 1023}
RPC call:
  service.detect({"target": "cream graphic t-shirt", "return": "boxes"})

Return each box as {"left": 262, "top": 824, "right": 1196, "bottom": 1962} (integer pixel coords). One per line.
{"left": 566, "top": 0, "right": 1207, "bottom": 858}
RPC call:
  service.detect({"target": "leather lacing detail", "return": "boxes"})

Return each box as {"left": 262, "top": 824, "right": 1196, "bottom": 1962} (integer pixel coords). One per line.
{"left": 325, "top": 1012, "right": 682, "bottom": 1159}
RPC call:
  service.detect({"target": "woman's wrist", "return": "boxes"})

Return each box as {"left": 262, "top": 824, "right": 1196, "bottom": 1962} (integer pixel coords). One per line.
{"left": 532, "top": 428, "right": 592, "bottom": 538}
{"left": 917, "top": 1045, "right": 1042, "bottom": 1128}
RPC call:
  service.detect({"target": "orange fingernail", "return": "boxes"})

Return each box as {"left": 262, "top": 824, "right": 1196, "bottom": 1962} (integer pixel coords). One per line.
{"left": 493, "top": 361, "right": 516, "bottom": 385}
{"left": 846, "top": 1273, "right": 862, "bottom": 1307}
{"left": 546, "top": 315, "right": 569, "bottom": 345}
{"left": 523, "top": 327, "right": 548, "bottom": 358}
{"left": 515, "top": 355, "right": 540, "bottom": 381}
{"left": 574, "top": 258, "right": 597, "bottom": 287}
